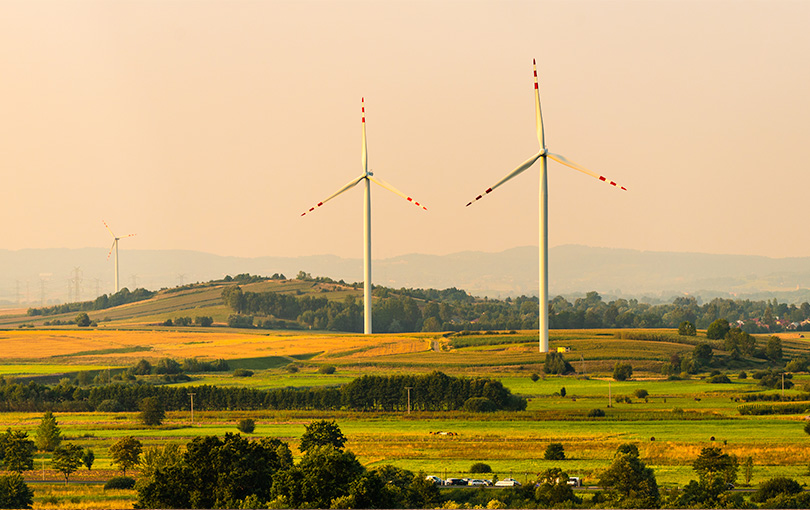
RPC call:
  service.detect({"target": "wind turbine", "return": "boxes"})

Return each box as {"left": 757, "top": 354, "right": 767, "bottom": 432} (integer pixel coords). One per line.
{"left": 301, "top": 98, "right": 427, "bottom": 334}
{"left": 103, "top": 221, "right": 136, "bottom": 293}
{"left": 466, "top": 60, "right": 627, "bottom": 353}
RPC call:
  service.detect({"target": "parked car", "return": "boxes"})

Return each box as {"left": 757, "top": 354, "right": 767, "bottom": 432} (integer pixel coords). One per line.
{"left": 467, "top": 479, "right": 488, "bottom": 486}
{"left": 494, "top": 478, "right": 521, "bottom": 487}
{"left": 425, "top": 475, "right": 443, "bottom": 485}
{"left": 566, "top": 477, "right": 582, "bottom": 487}
{"left": 444, "top": 478, "right": 467, "bottom": 486}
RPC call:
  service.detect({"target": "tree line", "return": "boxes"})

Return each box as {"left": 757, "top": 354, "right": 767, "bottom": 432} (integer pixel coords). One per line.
{"left": 0, "top": 372, "right": 524, "bottom": 413}
{"left": 26, "top": 287, "right": 156, "bottom": 317}
{"left": 222, "top": 283, "right": 810, "bottom": 334}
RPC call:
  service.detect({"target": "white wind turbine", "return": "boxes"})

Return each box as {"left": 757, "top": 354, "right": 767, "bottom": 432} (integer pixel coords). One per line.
{"left": 302, "top": 98, "right": 428, "bottom": 334}
{"left": 466, "top": 60, "right": 627, "bottom": 353}
{"left": 103, "top": 221, "right": 136, "bottom": 293}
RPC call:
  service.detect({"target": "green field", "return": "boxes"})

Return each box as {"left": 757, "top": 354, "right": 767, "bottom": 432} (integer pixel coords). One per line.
{"left": 2, "top": 283, "right": 810, "bottom": 508}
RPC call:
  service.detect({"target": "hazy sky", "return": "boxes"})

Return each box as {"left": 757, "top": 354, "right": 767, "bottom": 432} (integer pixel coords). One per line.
{"left": 2, "top": 0, "right": 809, "bottom": 260}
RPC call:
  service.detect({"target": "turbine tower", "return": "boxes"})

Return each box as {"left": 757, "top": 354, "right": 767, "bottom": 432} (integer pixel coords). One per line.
{"left": 466, "top": 60, "right": 627, "bottom": 353}
{"left": 103, "top": 221, "right": 136, "bottom": 293}
{"left": 302, "top": 98, "right": 427, "bottom": 334}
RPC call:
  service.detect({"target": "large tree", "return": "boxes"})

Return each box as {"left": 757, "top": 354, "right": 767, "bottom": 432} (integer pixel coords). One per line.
{"left": 598, "top": 448, "right": 660, "bottom": 508}
{"left": 110, "top": 437, "right": 143, "bottom": 476}
{"left": 52, "top": 444, "right": 83, "bottom": 485}
{"left": 35, "top": 412, "right": 61, "bottom": 452}
{"left": 0, "top": 473, "right": 34, "bottom": 509}
{"left": 299, "top": 420, "right": 347, "bottom": 453}
{"left": 0, "top": 429, "right": 34, "bottom": 473}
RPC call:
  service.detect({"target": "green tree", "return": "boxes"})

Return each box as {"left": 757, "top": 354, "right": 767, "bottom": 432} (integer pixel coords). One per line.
{"left": 544, "top": 352, "right": 574, "bottom": 375}
{"left": 678, "top": 320, "right": 697, "bottom": 336}
{"left": 298, "top": 420, "right": 347, "bottom": 453}
{"left": 534, "top": 468, "right": 581, "bottom": 507}
{"left": 81, "top": 448, "right": 95, "bottom": 470}
{"left": 742, "top": 456, "right": 753, "bottom": 485}
{"left": 693, "top": 446, "right": 738, "bottom": 485}
{"left": 0, "top": 429, "right": 35, "bottom": 473}
{"left": 0, "top": 473, "right": 34, "bottom": 509}
{"left": 544, "top": 442, "right": 565, "bottom": 460}
{"left": 598, "top": 449, "right": 660, "bottom": 508}
{"left": 751, "top": 477, "right": 802, "bottom": 504}
{"left": 139, "top": 397, "right": 165, "bottom": 426}
{"left": 706, "top": 318, "right": 730, "bottom": 340}
{"left": 294, "top": 445, "right": 365, "bottom": 509}
{"left": 110, "top": 437, "right": 142, "bottom": 476}
{"left": 52, "top": 443, "right": 83, "bottom": 485}
{"left": 612, "top": 362, "right": 633, "bottom": 381}
{"left": 616, "top": 443, "right": 639, "bottom": 457}
{"left": 74, "top": 312, "right": 91, "bottom": 327}
{"left": 35, "top": 412, "right": 62, "bottom": 452}
{"left": 766, "top": 336, "right": 783, "bottom": 364}
{"left": 693, "top": 343, "right": 713, "bottom": 367}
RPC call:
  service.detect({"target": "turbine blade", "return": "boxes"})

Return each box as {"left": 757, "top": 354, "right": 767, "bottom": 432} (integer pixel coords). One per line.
{"left": 533, "top": 59, "right": 545, "bottom": 148}
{"left": 102, "top": 220, "right": 116, "bottom": 238}
{"left": 121, "top": 233, "right": 137, "bottom": 239}
{"left": 301, "top": 175, "right": 365, "bottom": 216}
{"left": 465, "top": 151, "right": 543, "bottom": 206}
{"left": 106, "top": 240, "right": 116, "bottom": 260}
{"left": 547, "top": 152, "right": 627, "bottom": 191}
{"left": 368, "top": 176, "right": 428, "bottom": 210}
{"left": 361, "top": 98, "right": 368, "bottom": 174}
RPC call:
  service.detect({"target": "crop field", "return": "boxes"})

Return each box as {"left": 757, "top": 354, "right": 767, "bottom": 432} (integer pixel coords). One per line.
{"left": 2, "top": 311, "right": 810, "bottom": 508}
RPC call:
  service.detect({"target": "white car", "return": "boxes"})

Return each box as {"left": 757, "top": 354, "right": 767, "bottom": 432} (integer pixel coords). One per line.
{"left": 494, "top": 478, "right": 521, "bottom": 487}
{"left": 467, "top": 479, "right": 488, "bottom": 486}
{"left": 425, "top": 475, "right": 443, "bottom": 485}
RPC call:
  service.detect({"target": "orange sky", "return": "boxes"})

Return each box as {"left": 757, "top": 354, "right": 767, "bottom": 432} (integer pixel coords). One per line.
{"left": 2, "top": 0, "right": 809, "bottom": 259}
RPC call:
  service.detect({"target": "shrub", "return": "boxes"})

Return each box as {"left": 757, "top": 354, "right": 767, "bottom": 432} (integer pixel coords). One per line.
{"left": 544, "top": 443, "right": 565, "bottom": 460}
{"left": 104, "top": 476, "right": 136, "bottom": 490}
{"left": 237, "top": 418, "right": 256, "bottom": 434}
{"left": 738, "top": 371, "right": 748, "bottom": 379}
{"left": 285, "top": 364, "right": 299, "bottom": 373}
{"left": 613, "top": 362, "right": 632, "bottom": 381}
{"left": 530, "top": 373, "right": 540, "bottom": 382}
{"left": 708, "top": 374, "right": 732, "bottom": 384}
{"left": 634, "top": 389, "right": 649, "bottom": 399}
{"left": 560, "top": 387, "right": 567, "bottom": 397}
{"left": 469, "top": 462, "right": 492, "bottom": 473}
{"left": 706, "top": 318, "right": 730, "bottom": 340}
{"left": 318, "top": 365, "right": 336, "bottom": 374}
{"left": 463, "top": 397, "right": 498, "bottom": 413}
{"left": 678, "top": 321, "right": 697, "bottom": 336}
{"left": 751, "top": 477, "right": 802, "bottom": 503}
{"left": 587, "top": 408, "right": 605, "bottom": 418}
{"left": 233, "top": 369, "right": 254, "bottom": 378}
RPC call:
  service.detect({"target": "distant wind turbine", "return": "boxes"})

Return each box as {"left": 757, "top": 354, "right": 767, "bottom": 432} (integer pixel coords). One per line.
{"left": 302, "top": 98, "right": 428, "bottom": 334}
{"left": 466, "top": 60, "right": 627, "bottom": 353}
{"left": 103, "top": 221, "right": 136, "bottom": 293}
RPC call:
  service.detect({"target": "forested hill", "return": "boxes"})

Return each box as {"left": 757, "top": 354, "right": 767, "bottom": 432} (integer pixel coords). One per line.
{"left": 221, "top": 275, "right": 810, "bottom": 335}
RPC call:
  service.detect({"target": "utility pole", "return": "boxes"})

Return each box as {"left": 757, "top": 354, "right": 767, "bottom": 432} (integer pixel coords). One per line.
{"left": 405, "top": 387, "right": 413, "bottom": 414}
{"left": 188, "top": 392, "right": 196, "bottom": 425}
{"left": 608, "top": 380, "right": 612, "bottom": 408}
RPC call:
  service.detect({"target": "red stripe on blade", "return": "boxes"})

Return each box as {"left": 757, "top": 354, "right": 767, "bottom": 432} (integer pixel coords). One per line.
{"left": 599, "top": 176, "right": 606, "bottom": 181}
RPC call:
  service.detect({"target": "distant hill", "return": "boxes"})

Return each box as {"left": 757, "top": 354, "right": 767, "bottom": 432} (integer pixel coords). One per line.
{"left": 4, "top": 245, "right": 810, "bottom": 305}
